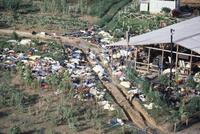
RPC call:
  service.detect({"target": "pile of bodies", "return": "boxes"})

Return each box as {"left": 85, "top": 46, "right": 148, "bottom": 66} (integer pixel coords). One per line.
{"left": 66, "top": 27, "right": 147, "bottom": 103}
{"left": 63, "top": 27, "right": 115, "bottom": 48}
{"left": 103, "top": 46, "right": 200, "bottom": 109}
{"left": 66, "top": 27, "right": 149, "bottom": 104}
{"left": 82, "top": 32, "right": 200, "bottom": 110}
{"left": 62, "top": 26, "right": 200, "bottom": 111}
{"left": 0, "top": 39, "right": 116, "bottom": 111}
{"left": 102, "top": 46, "right": 147, "bottom": 103}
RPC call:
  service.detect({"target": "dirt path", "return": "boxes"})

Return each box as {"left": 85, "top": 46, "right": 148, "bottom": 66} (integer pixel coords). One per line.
{"left": 176, "top": 122, "right": 200, "bottom": 134}
{"left": 0, "top": 29, "right": 175, "bottom": 134}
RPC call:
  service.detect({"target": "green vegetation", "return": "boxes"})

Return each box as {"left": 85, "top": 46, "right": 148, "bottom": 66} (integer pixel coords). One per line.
{"left": 187, "top": 97, "right": 200, "bottom": 116}
{"left": 97, "top": 0, "right": 131, "bottom": 27}
{"left": 106, "top": 1, "right": 176, "bottom": 34}
{"left": 185, "top": 75, "right": 197, "bottom": 88}
{"left": 0, "top": 70, "right": 38, "bottom": 110}
{"left": 161, "top": 7, "right": 171, "bottom": 14}
{"left": 2, "top": 0, "right": 22, "bottom": 12}
{"left": 9, "top": 125, "right": 21, "bottom": 134}
{"left": 125, "top": 66, "right": 200, "bottom": 130}
{"left": 1, "top": 0, "right": 196, "bottom": 132}
{"left": 158, "top": 74, "right": 170, "bottom": 86}
{"left": 0, "top": 0, "right": 137, "bottom": 30}
{"left": 42, "top": 0, "right": 68, "bottom": 14}
{"left": 108, "top": 12, "right": 176, "bottom": 34}
{"left": 10, "top": 32, "right": 21, "bottom": 41}
{"left": 41, "top": 0, "right": 89, "bottom": 15}
{"left": 0, "top": 0, "right": 89, "bottom": 31}
{"left": 89, "top": 0, "right": 121, "bottom": 17}
{"left": 0, "top": 14, "right": 88, "bottom": 32}
{"left": 0, "top": 0, "right": 176, "bottom": 34}
{"left": 1, "top": 0, "right": 39, "bottom": 14}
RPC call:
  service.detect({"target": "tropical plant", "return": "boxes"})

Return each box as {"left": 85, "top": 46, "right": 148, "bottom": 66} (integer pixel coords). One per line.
{"left": 186, "top": 97, "right": 200, "bottom": 116}
{"left": 9, "top": 125, "right": 21, "bottom": 134}
{"left": 124, "top": 66, "right": 138, "bottom": 82}
{"left": 158, "top": 74, "right": 169, "bottom": 86}
{"left": 185, "top": 75, "right": 197, "bottom": 89}
{"left": 169, "top": 109, "right": 180, "bottom": 132}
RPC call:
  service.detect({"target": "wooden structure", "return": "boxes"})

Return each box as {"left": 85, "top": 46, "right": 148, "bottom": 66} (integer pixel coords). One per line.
{"left": 181, "top": 0, "right": 200, "bottom": 7}
{"left": 181, "top": 0, "right": 200, "bottom": 15}
{"left": 108, "top": 17, "right": 200, "bottom": 76}
{"left": 134, "top": 44, "right": 200, "bottom": 75}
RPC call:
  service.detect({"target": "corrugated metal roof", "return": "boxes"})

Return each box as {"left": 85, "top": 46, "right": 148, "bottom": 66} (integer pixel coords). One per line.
{"left": 108, "top": 16, "right": 200, "bottom": 54}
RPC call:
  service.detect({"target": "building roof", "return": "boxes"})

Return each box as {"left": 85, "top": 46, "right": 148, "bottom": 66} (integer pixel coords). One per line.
{"left": 181, "top": 0, "right": 200, "bottom": 4}
{"left": 108, "top": 16, "right": 200, "bottom": 54}
{"left": 181, "top": 0, "right": 200, "bottom": 7}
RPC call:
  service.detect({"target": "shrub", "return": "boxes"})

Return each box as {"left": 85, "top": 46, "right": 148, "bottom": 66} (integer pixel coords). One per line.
{"left": 185, "top": 75, "right": 197, "bottom": 89}
{"left": 89, "top": 0, "right": 121, "bottom": 17}
{"left": 124, "top": 66, "right": 138, "bottom": 82}
{"left": 113, "top": 29, "right": 124, "bottom": 38}
{"left": 161, "top": 7, "right": 171, "bottom": 14}
{"left": 186, "top": 97, "right": 200, "bottom": 116}
{"left": 97, "top": 0, "right": 131, "bottom": 27}
{"left": 2, "top": 0, "right": 22, "bottom": 12}
{"left": 10, "top": 32, "right": 20, "bottom": 41}
{"left": 158, "top": 74, "right": 169, "bottom": 86}
{"left": 9, "top": 125, "right": 21, "bottom": 134}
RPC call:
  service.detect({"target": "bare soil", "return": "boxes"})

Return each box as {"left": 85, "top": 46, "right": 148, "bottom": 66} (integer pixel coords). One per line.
{"left": 176, "top": 122, "right": 200, "bottom": 134}
{"left": 0, "top": 73, "right": 114, "bottom": 134}
{"left": 79, "top": 15, "right": 100, "bottom": 26}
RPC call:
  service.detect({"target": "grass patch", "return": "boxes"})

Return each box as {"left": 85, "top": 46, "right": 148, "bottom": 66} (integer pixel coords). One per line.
{"left": 97, "top": 0, "right": 131, "bottom": 27}
{"left": 89, "top": 0, "right": 121, "bottom": 17}
{"left": 106, "top": 1, "right": 176, "bottom": 35}
{"left": 0, "top": 70, "right": 39, "bottom": 110}
{"left": 0, "top": 13, "right": 88, "bottom": 32}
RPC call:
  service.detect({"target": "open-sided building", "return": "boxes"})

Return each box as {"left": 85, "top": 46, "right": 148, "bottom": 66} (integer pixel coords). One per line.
{"left": 107, "top": 16, "right": 200, "bottom": 76}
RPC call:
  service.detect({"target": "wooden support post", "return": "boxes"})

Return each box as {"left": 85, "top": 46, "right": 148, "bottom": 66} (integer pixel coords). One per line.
{"left": 190, "top": 51, "right": 193, "bottom": 74}
{"left": 126, "top": 30, "right": 130, "bottom": 65}
{"left": 170, "top": 29, "right": 174, "bottom": 87}
{"left": 175, "top": 45, "right": 179, "bottom": 70}
{"left": 110, "top": 48, "right": 113, "bottom": 68}
{"left": 134, "top": 47, "right": 138, "bottom": 70}
{"left": 147, "top": 48, "right": 151, "bottom": 71}
{"left": 161, "top": 46, "right": 164, "bottom": 73}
